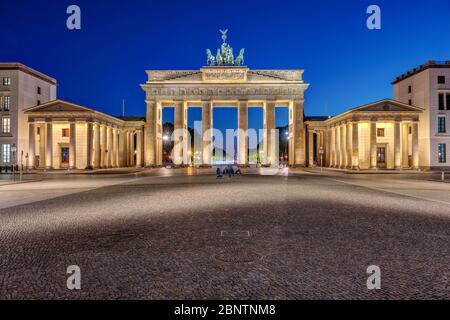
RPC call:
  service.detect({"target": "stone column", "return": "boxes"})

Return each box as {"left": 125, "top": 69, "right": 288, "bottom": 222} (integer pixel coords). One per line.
{"left": 108, "top": 126, "right": 114, "bottom": 167}
{"left": 412, "top": 121, "right": 419, "bottom": 169}
{"left": 346, "top": 122, "right": 352, "bottom": 169}
{"left": 69, "top": 121, "right": 76, "bottom": 169}
{"left": 324, "top": 129, "right": 330, "bottom": 167}
{"left": 130, "top": 131, "right": 135, "bottom": 166}
{"left": 394, "top": 120, "right": 401, "bottom": 169}
{"left": 101, "top": 125, "right": 107, "bottom": 168}
{"left": 28, "top": 122, "right": 36, "bottom": 169}
{"left": 370, "top": 120, "right": 377, "bottom": 169}
{"left": 173, "top": 101, "right": 184, "bottom": 166}
{"left": 86, "top": 121, "right": 94, "bottom": 169}
{"left": 334, "top": 126, "right": 340, "bottom": 168}
{"left": 308, "top": 130, "right": 314, "bottom": 167}
{"left": 351, "top": 121, "right": 359, "bottom": 170}
{"left": 340, "top": 124, "right": 346, "bottom": 168}
{"left": 39, "top": 124, "right": 46, "bottom": 168}
{"left": 145, "top": 100, "right": 157, "bottom": 167}
{"left": 118, "top": 130, "right": 126, "bottom": 167}
{"left": 320, "top": 131, "right": 325, "bottom": 160}
{"left": 328, "top": 127, "right": 335, "bottom": 168}
{"left": 45, "top": 121, "right": 53, "bottom": 169}
{"left": 126, "top": 131, "right": 131, "bottom": 166}
{"left": 293, "top": 100, "right": 305, "bottom": 166}
{"left": 401, "top": 123, "right": 409, "bottom": 168}
{"left": 202, "top": 100, "right": 212, "bottom": 166}
{"left": 114, "top": 128, "right": 119, "bottom": 168}
{"left": 94, "top": 123, "right": 101, "bottom": 168}
{"left": 238, "top": 100, "right": 248, "bottom": 166}
{"left": 136, "top": 130, "right": 143, "bottom": 167}
{"left": 264, "top": 101, "right": 276, "bottom": 166}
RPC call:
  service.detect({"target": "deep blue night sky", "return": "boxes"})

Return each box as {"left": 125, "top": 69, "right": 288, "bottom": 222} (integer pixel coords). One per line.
{"left": 2, "top": 0, "right": 450, "bottom": 131}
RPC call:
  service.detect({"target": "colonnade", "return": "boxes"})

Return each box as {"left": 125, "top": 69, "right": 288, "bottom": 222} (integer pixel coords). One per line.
{"left": 145, "top": 99, "right": 306, "bottom": 167}
{"left": 308, "top": 119, "right": 419, "bottom": 170}
{"left": 28, "top": 119, "right": 144, "bottom": 170}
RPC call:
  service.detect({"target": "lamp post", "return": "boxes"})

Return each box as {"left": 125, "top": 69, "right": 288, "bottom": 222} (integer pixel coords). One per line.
{"left": 319, "top": 146, "right": 324, "bottom": 172}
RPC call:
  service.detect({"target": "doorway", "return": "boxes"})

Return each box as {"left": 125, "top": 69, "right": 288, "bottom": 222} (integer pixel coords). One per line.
{"left": 60, "top": 146, "right": 70, "bottom": 168}
{"left": 376, "top": 146, "right": 386, "bottom": 168}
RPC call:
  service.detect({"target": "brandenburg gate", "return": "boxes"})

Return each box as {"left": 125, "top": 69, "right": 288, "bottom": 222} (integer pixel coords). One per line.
{"left": 140, "top": 31, "right": 309, "bottom": 167}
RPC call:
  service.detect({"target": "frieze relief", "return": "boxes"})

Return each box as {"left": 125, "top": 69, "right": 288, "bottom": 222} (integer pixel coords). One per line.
{"left": 146, "top": 85, "right": 306, "bottom": 100}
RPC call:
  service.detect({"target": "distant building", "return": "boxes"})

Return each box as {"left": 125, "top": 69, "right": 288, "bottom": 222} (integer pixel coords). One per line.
{"left": 0, "top": 63, "right": 57, "bottom": 167}
{"left": 393, "top": 60, "right": 450, "bottom": 169}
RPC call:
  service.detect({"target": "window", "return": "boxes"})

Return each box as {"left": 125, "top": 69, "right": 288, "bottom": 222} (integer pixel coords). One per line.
{"left": 0, "top": 96, "right": 10, "bottom": 111}
{"left": 438, "top": 117, "right": 446, "bottom": 133}
{"left": 37, "top": 100, "right": 41, "bottom": 106}
{"left": 408, "top": 85, "right": 412, "bottom": 93}
{"left": 2, "top": 77, "right": 11, "bottom": 86}
{"left": 5, "top": 96, "right": 10, "bottom": 111}
{"left": 2, "top": 144, "right": 11, "bottom": 163}
{"left": 439, "top": 93, "right": 445, "bottom": 110}
{"left": 37, "top": 127, "right": 40, "bottom": 135}
{"left": 377, "top": 128, "right": 385, "bottom": 137}
{"left": 37, "top": 86, "right": 41, "bottom": 95}
{"left": 408, "top": 99, "right": 412, "bottom": 105}
{"left": 62, "top": 128, "right": 70, "bottom": 137}
{"left": 447, "top": 94, "right": 450, "bottom": 111}
{"left": 438, "top": 144, "right": 447, "bottom": 163}
{"left": 438, "top": 76, "right": 446, "bottom": 84}
{"left": 2, "top": 117, "right": 10, "bottom": 134}
{"left": 409, "top": 126, "right": 412, "bottom": 134}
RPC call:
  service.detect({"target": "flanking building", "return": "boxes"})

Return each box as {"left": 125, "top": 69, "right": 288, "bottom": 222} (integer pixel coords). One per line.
{"left": 393, "top": 61, "right": 450, "bottom": 169}
{"left": 0, "top": 63, "right": 56, "bottom": 168}
{"left": 1, "top": 58, "right": 449, "bottom": 171}
{"left": 305, "top": 60, "right": 450, "bottom": 170}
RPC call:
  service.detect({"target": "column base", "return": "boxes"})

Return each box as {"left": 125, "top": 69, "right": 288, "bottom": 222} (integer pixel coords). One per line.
{"left": 351, "top": 166, "right": 360, "bottom": 171}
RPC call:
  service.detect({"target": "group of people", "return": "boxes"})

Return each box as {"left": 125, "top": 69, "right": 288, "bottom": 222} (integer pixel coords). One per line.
{"left": 216, "top": 165, "right": 242, "bottom": 178}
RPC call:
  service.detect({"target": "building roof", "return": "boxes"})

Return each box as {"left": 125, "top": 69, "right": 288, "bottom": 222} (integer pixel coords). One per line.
{"left": 115, "top": 116, "right": 146, "bottom": 122}
{"left": 24, "top": 99, "right": 145, "bottom": 126}
{"left": 392, "top": 60, "right": 450, "bottom": 84}
{"left": 0, "top": 62, "right": 57, "bottom": 85}
{"left": 305, "top": 116, "right": 332, "bottom": 122}
{"left": 305, "top": 99, "right": 424, "bottom": 126}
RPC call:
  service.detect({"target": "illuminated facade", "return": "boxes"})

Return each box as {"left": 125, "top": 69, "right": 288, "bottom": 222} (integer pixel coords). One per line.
{"left": 4, "top": 60, "right": 450, "bottom": 171}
